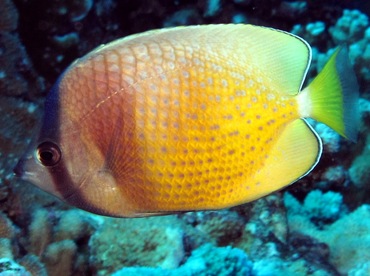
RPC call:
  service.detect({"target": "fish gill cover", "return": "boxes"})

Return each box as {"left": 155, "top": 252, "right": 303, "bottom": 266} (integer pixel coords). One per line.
{"left": 0, "top": 0, "right": 370, "bottom": 275}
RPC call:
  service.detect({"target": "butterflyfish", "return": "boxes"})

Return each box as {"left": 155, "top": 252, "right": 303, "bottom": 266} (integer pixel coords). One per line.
{"left": 14, "top": 24, "right": 359, "bottom": 217}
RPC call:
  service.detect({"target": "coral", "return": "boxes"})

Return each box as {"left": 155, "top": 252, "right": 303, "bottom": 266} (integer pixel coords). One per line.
{"left": 0, "top": 212, "right": 17, "bottom": 239}
{"left": 233, "top": 194, "right": 289, "bottom": 266}
{"left": 329, "top": 9, "right": 369, "bottom": 44}
{"left": 349, "top": 27, "right": 370, "bottom": 84}
{"left": 303, "top": 190, "right": 345, "bottom": 221}
{"left": 284, "top": 190, "right": 346, "bottom": 225}
{"left": 163, "top": 9, "right": 201, "bottom": 27}
{"left": 291, "top": 21, "right": 326, "bottom": 46}
{"left": 112, "top": 243, "right": 253, "bottom": 276}
{"left": 321, "top": 166, "right": 346, "bottom": 184}
{"left": 314, "top": 123, "right": 341, "bottom": 154}
{"left": 288, "top": 232, "right": 330, "bottom": 264}
{"left": 306, "top": 21, "right": 326, "bottom": 37}
{"left": 349, "top": 134, "right": 370, "bottom": 189}
{"left": 0, "top": 239, "right": 13, "bottom": 259}
{"left": 348, "top": 262, "right": 370, "bottom": 276}
{"left": 316, "top": 205, "right": 370, "bottom": 274}
{"left": 89, "top": 216, "right": 185, "bottom": 275}
{"left": 26, "top": 209, "right": 52, "bottom": 257}
{"left": 0, "top": 0, "right": 18, "bottom": 31}
{"left": 252, "top": 256, "right": 334, "bottom": 276}
{"left": 231, "top": 13, "right": 248, "bottom": 24}
{"left": 275, "top": 1, "right": 307, "bottom": 20}
{"left": 0, "top": 98, "right": 42, "bottom": 218}
{"left": 298, "top": 9, "right": 370, "bottom": 91}
{"left": 53, "top": 209, "right": 96, "bottom": 242}
{"left": 0, "top": 0, "right": 45, "bottom": 98}
{"left": 51, "top": 32, "right": 80, "bottom": 50}
{"left": 50, "top": 0, "right": 94, "bottom": 22}
{"left": 5, "top": 206, "right": 96, "bottom": 275}
{"left": 18, "top": 255, "right": 47, "bottom": 276}
{"left": 0, "top": 258, "right": 31, "bottom": 276}
{"left": 22, "top": 208, "right": 96, "bottom": 275}
{"left": 203, "top": 0, "right": 222, "bottom": 18}
{"left": 184, "top": 210, "right": 244, "bottom": 246}
{"left": 348, "top": 98, "right": 370, "bottom": 198}
{"left": 0, "top": 33, "right": 31, "bottom": 97}
{"left": 0, "top": 213, "right": 18, "bottom": 259}
{"left": 177, "top": 243, "right": 253, "bottom": 276}
{"left": 327, "top": 9, "right": 370, "bottom": 90}
{"left": 112, "top": 267, "right": 170, "bottom": 276}
{"left": 244, "top": 194, "right": 288, "bottom": 245}
{"left": 43, "top": 240, "right": 77, "bottom": 276}
{"left": 287, "top": 199, "right": 370, "bottom": 275}
{"left": 11, "top": 0, "right": 94, "bottom": 83}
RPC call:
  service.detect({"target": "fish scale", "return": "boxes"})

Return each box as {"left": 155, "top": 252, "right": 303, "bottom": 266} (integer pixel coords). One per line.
{"left": 124, "top": 42, "right": 296, "bottom": 210}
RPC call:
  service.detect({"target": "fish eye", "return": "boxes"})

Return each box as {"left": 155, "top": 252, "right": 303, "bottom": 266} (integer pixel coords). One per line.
{"left": 36, "top": 142, "right": 62, "bottom": 167}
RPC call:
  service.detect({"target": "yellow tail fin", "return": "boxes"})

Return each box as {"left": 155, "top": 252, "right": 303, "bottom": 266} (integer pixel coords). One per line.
{"left": 302, "top": 47, "right": 359, "bottom": 141}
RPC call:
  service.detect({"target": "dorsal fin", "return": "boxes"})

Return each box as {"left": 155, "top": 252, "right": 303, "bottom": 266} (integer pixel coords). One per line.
{"left": 97, "top": 24, "right": 312, "bottom": 94}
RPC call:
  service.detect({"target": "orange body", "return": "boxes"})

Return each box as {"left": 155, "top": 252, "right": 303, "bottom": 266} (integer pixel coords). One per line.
{"left": 59, "top": 27, "right": 298, "bottom": 213}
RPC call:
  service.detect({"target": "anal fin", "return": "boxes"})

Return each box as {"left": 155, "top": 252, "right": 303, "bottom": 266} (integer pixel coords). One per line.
{"left": 247, "top": 119, "right": 322, "bottom": 201}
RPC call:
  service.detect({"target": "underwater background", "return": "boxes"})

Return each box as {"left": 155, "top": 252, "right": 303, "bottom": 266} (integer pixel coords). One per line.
{"left": 0, "top": 0, "right": 370, "bottom": 275}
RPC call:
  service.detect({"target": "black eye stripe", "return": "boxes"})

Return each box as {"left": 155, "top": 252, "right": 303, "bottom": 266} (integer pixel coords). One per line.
{"left": 36, "top": 142, "right": 62, "bottom": 167}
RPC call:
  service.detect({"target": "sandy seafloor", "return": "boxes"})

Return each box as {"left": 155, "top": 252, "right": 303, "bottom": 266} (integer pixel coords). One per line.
{"left": 0, "top": 0, "right": 370, "bottom": 275}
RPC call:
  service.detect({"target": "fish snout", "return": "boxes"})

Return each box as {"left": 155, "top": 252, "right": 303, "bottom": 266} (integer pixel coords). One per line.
{"left": 13, "top": 159, "right": 25, "bottom": 177}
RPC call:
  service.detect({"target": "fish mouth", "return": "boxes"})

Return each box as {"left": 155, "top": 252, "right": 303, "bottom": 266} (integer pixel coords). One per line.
{"left": 12, "top": 155, "right": 39, "bottom": 184}
{"left": 13, "top": 156, "right": 34, "bottom": 180}
{"left": 12, "top": 156, "right": 64, "bottom": 200}
{"left": 13, "top": 159, "right": 24, "bottom": 177}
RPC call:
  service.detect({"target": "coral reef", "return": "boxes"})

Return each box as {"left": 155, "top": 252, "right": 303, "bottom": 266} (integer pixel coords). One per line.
{"left": 27, "top": 209, "right": 53, "bottom": 256}
{"left": 0, "top": 258, "right": 30, "bottom": 276}
{"left": 302, "top": 190, "right": 345, "bottom": 222}
{"left": 349, "top": 28, "right": 370, "bottom": 88}
{"left": 0, "top": 0, "right": 18, "bottom": 31}
{"left": 287, "top": 200, "right": 370, "bottom": 275}
{"left": 89, "top": 216, "right": 185, "bottom": 275}
{"left": 0, "top": 206, "right": 97, "bottom": 275}
{"left": 324, "top": 9, "right": 370, "bottom": 91}
{"left": 236, "top": 194, "right": 288, "bottom": 258}
{"left": 329, "top": 9, "right": 368, "bottom": 44}
{"left": 18, "top": 254, "right": 47, "bottom": 276}
{"left": 43, "top": 240, "right": 77, "bottom": 276}
{"left": 181, "top": 210, "right": 245, "bottom": 246}
{"left": 0, "top": 0, "right": 44, "bottom": 98}
{"left": 50, "top": 0, "right": 94, "bottom": 22}
{"left": 112, "top": 243, "right": 253, "bottom": 276}
{"left": 0, "top": 97, "right": 41, "bottom": 219}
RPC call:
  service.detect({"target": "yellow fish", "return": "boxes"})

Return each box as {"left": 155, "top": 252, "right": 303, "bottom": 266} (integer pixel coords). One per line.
{"left": 14, "top": 24, "right": 358, "bottom": 217}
